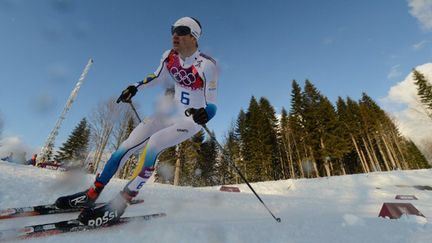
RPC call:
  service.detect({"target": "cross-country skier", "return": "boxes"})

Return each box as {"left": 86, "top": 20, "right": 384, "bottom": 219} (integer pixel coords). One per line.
{"left": 55, "top": 16, "right": 218, "bottom": 226}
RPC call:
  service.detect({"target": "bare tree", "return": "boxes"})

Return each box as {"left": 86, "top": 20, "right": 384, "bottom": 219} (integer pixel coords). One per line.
{"left": 88, "top": 97, "right": 125, "bottom": 174}
{"left": 110, "top": 107, "right": 136, "bottom": 151}
{"left": 112, "top": 108, "right": 141, "bottom": 179}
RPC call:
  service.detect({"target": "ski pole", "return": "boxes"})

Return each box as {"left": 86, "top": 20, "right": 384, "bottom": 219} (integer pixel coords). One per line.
{"left": 115, "top": 90, "right": 142, "bottom": 123}
{"left": 128, "top": 101, "right": 142, "bottom": 123}
{"left": 185, "top": 108, "right": 281, "bottom": 223}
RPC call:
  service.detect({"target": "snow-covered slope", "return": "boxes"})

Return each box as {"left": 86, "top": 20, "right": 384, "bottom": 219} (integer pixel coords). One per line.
{"left": 0, "top": 161, "right": 431, "bottom": 243}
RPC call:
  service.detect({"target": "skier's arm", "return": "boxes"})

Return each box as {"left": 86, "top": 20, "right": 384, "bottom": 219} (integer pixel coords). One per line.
{"left": 185, "top": 60, "right": 218, "bottom": 125}
{"left": 135, "top": 50, "right": 170, "bottom": 90}
{"left": 203, "top": 60, "right": 219, "bottom": 122}
{"left": 117, "top": 51, "right": 170, "bottom": 103}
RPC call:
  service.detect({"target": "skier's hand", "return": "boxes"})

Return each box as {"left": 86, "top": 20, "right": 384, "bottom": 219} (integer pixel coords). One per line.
{"left": 116, "top": 85, "right": 138, "bottom": 103}
{"left": 185, "top": 108, "right": 208, "bottom": 125}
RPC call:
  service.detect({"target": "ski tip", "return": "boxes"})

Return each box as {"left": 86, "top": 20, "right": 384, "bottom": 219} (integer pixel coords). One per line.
{"left": 0, "top": 209, "right": 17, "bottom": 218}
{"left": 130, "top": 199, "right": 144, "bottom": 205}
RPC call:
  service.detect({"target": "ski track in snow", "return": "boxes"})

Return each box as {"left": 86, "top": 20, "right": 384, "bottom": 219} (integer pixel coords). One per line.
{"left": 0, "top": 161, "right": 431, "bottom": 243}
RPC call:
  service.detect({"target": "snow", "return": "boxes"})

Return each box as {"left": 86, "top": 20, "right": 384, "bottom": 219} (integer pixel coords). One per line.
{"left": 0, "top": 160, "right": 431, "bottom": 243}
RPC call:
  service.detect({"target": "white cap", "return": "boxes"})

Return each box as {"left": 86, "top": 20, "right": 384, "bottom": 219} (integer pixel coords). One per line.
{"left": 172, "top": 17, "right": 202, "bottom": 40}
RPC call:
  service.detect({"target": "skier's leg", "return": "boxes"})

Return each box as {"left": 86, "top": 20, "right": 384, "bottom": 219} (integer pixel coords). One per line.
{"left": 125, "top": 117, "right": 201, "bottom": 193}
{"left": 77, "top": 117, "right": 200, "bottom": 225}
{"left": 96, "top": 121, "right": 157, "bottom": 185}
{"left": 55, "top": 118, "right": 168, "bottom": 209}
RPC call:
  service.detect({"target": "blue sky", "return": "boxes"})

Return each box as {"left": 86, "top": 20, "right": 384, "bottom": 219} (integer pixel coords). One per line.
{"left": 0, "top": 0, "right": 431, "bottom": 154}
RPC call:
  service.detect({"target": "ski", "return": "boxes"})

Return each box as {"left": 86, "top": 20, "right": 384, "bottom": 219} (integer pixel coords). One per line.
{"left": 0, "top": 199, "right": 144, "bottom": 220}
{"left": 0, "top": 212, "right": 166, "bottom": 241}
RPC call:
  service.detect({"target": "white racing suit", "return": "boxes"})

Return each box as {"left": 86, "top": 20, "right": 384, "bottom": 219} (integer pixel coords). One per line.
{"left": 97, "top": 49, "right": 218, "bottom": 193}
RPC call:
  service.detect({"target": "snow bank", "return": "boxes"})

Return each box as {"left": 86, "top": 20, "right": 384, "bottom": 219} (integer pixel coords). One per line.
{"left": 0, "top": 161, "right": 431, "bottom": 243}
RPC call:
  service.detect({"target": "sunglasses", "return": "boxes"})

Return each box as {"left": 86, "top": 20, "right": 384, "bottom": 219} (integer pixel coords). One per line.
{"left": 171, "top": 26, "right": 191, "bottom": 36}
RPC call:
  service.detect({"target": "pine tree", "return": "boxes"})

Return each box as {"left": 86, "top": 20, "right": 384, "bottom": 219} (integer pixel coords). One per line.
{"left": 259, "top": 97, "right": 282, "bottom": 180}
{"left": 235, "top": 96, "right": 285, "bottom": 182}
{"left": 279, "top": 107, "right": 293, "bottom": 178}
{"left": 234, "top": 109, "right": 247, "bottom": 183}
{"left": 54, "top": 118, "right": 90, "bottom": 166}
{"left": 242, "top": 96, "right": 264, "bottom": 182}
{"left": 177, "top": 130, "right": 205, "bottom": 186}
{"left": 345, "top": 97, "right": 370, "bottom": 173}
{"left": 302, "top": 80, "right": 324, "bottom": 177}
{"left": 335, "top": 97, "right": 357, "bottom": 175}
{"left": 195, "top": 131, "right": 218, "bottom": 186}
{"left": 403, "top": 139, "right": 430, "bottom": 169}
{"left": 217, "top": 125, "right": 239, "bottom": 185}
{"left": 317, "top": 95, "right": 342, "bottom": 176}
{"left": 155, "top": 146, "right": 177, "bottom": 183}
{"left": 358, "top": 94, "right": 386, "bottom": 171}
{"left": 288, "top": 80, "right": 307, "bottom": 178}
{"left": 413, "top": 69, "right": 432, "bottom": 118}
{"left": 359, "top": 93, "right": 407, "bottom": 171}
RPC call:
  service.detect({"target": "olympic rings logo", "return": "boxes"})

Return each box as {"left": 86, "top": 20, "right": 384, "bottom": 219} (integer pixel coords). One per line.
{"left": 170, "top": 67, "right": 196, "bottom": 85}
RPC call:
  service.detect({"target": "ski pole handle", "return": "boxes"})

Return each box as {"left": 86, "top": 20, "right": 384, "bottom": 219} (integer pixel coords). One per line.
{"left": 116, "top": 97, "right": 122, "bottom": 104}
{"left": 184, "top": 108, "right": 196, "bottom": 117}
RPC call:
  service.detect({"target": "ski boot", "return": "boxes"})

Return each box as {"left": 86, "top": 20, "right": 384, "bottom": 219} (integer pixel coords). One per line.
{"left": 55, "top": 181, "right": 105, "bottom": 209}
{"left": 78, "top": 188, "right": 138, "bottom": 226}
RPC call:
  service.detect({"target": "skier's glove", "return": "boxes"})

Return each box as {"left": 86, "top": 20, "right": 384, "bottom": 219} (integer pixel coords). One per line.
{"left": 116, "top": 85, "right": 138, "bottom": 103}
{"left": 185, "top": 108, "right": 208, "bottom": 125}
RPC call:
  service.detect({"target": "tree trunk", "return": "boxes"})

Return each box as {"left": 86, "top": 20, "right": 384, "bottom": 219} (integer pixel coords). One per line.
{"left": 173, "top": 145, "right": 181, "bottom": 186}
{"left": 375, "top": 137, "right": 391, "bottom": 171}
{"left": 359, "top": 149, "right": 370, "bottom": 173}
{"left": 93, "top": 125, "right": 113, "bottom": 173}
{"left": 366, "top": 133, "right": 381, "bottom": 171}
{"left": 386, "top": 135, "right": 402, "bottom": 169}
{"left": 313, "top": 160, "right": 320, "bottom": 178}
{"left": 288, "top": 147, "right": 295, "bottom": 179}
{"left": 362, "top": 136, "right": 376, "bottom": 172}
{"left": 391, "top": 130, "right": 409, "bottom": 169}
{"left": 280, "top": 140, "right": 289, "bottom": 178}
{"left": 278, "top": 141, "right": 288, "bottom": 179}
{"left": 383, "top": 131, "right": 403, "bottom": 170}
{"left": 292, "top": 132, "right": 305, "bottom": 178}
{"left": 340, "top": 159, "right": 346, "bottom": 175}
{"left": 350, "top": 134, "right": 367, "bottom": 173}
{"left": 285, "top": 131, "right": 296, "bottom": 179}
{"left": 309, "top": 146, "right": 320, "bottom": 178}
{"left": 381, "top": 133, "right": 398, "bottom": 169}
{"left": 329, "top": 161, "right": 334, "bottom": 175}
{"left": 320, "top": 137, "right": 331, "bottom": 177}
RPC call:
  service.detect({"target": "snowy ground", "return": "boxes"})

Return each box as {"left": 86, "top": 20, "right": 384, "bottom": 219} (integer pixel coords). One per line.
{"left": 0, "top": 161, "right": 431, "bottom": 243}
